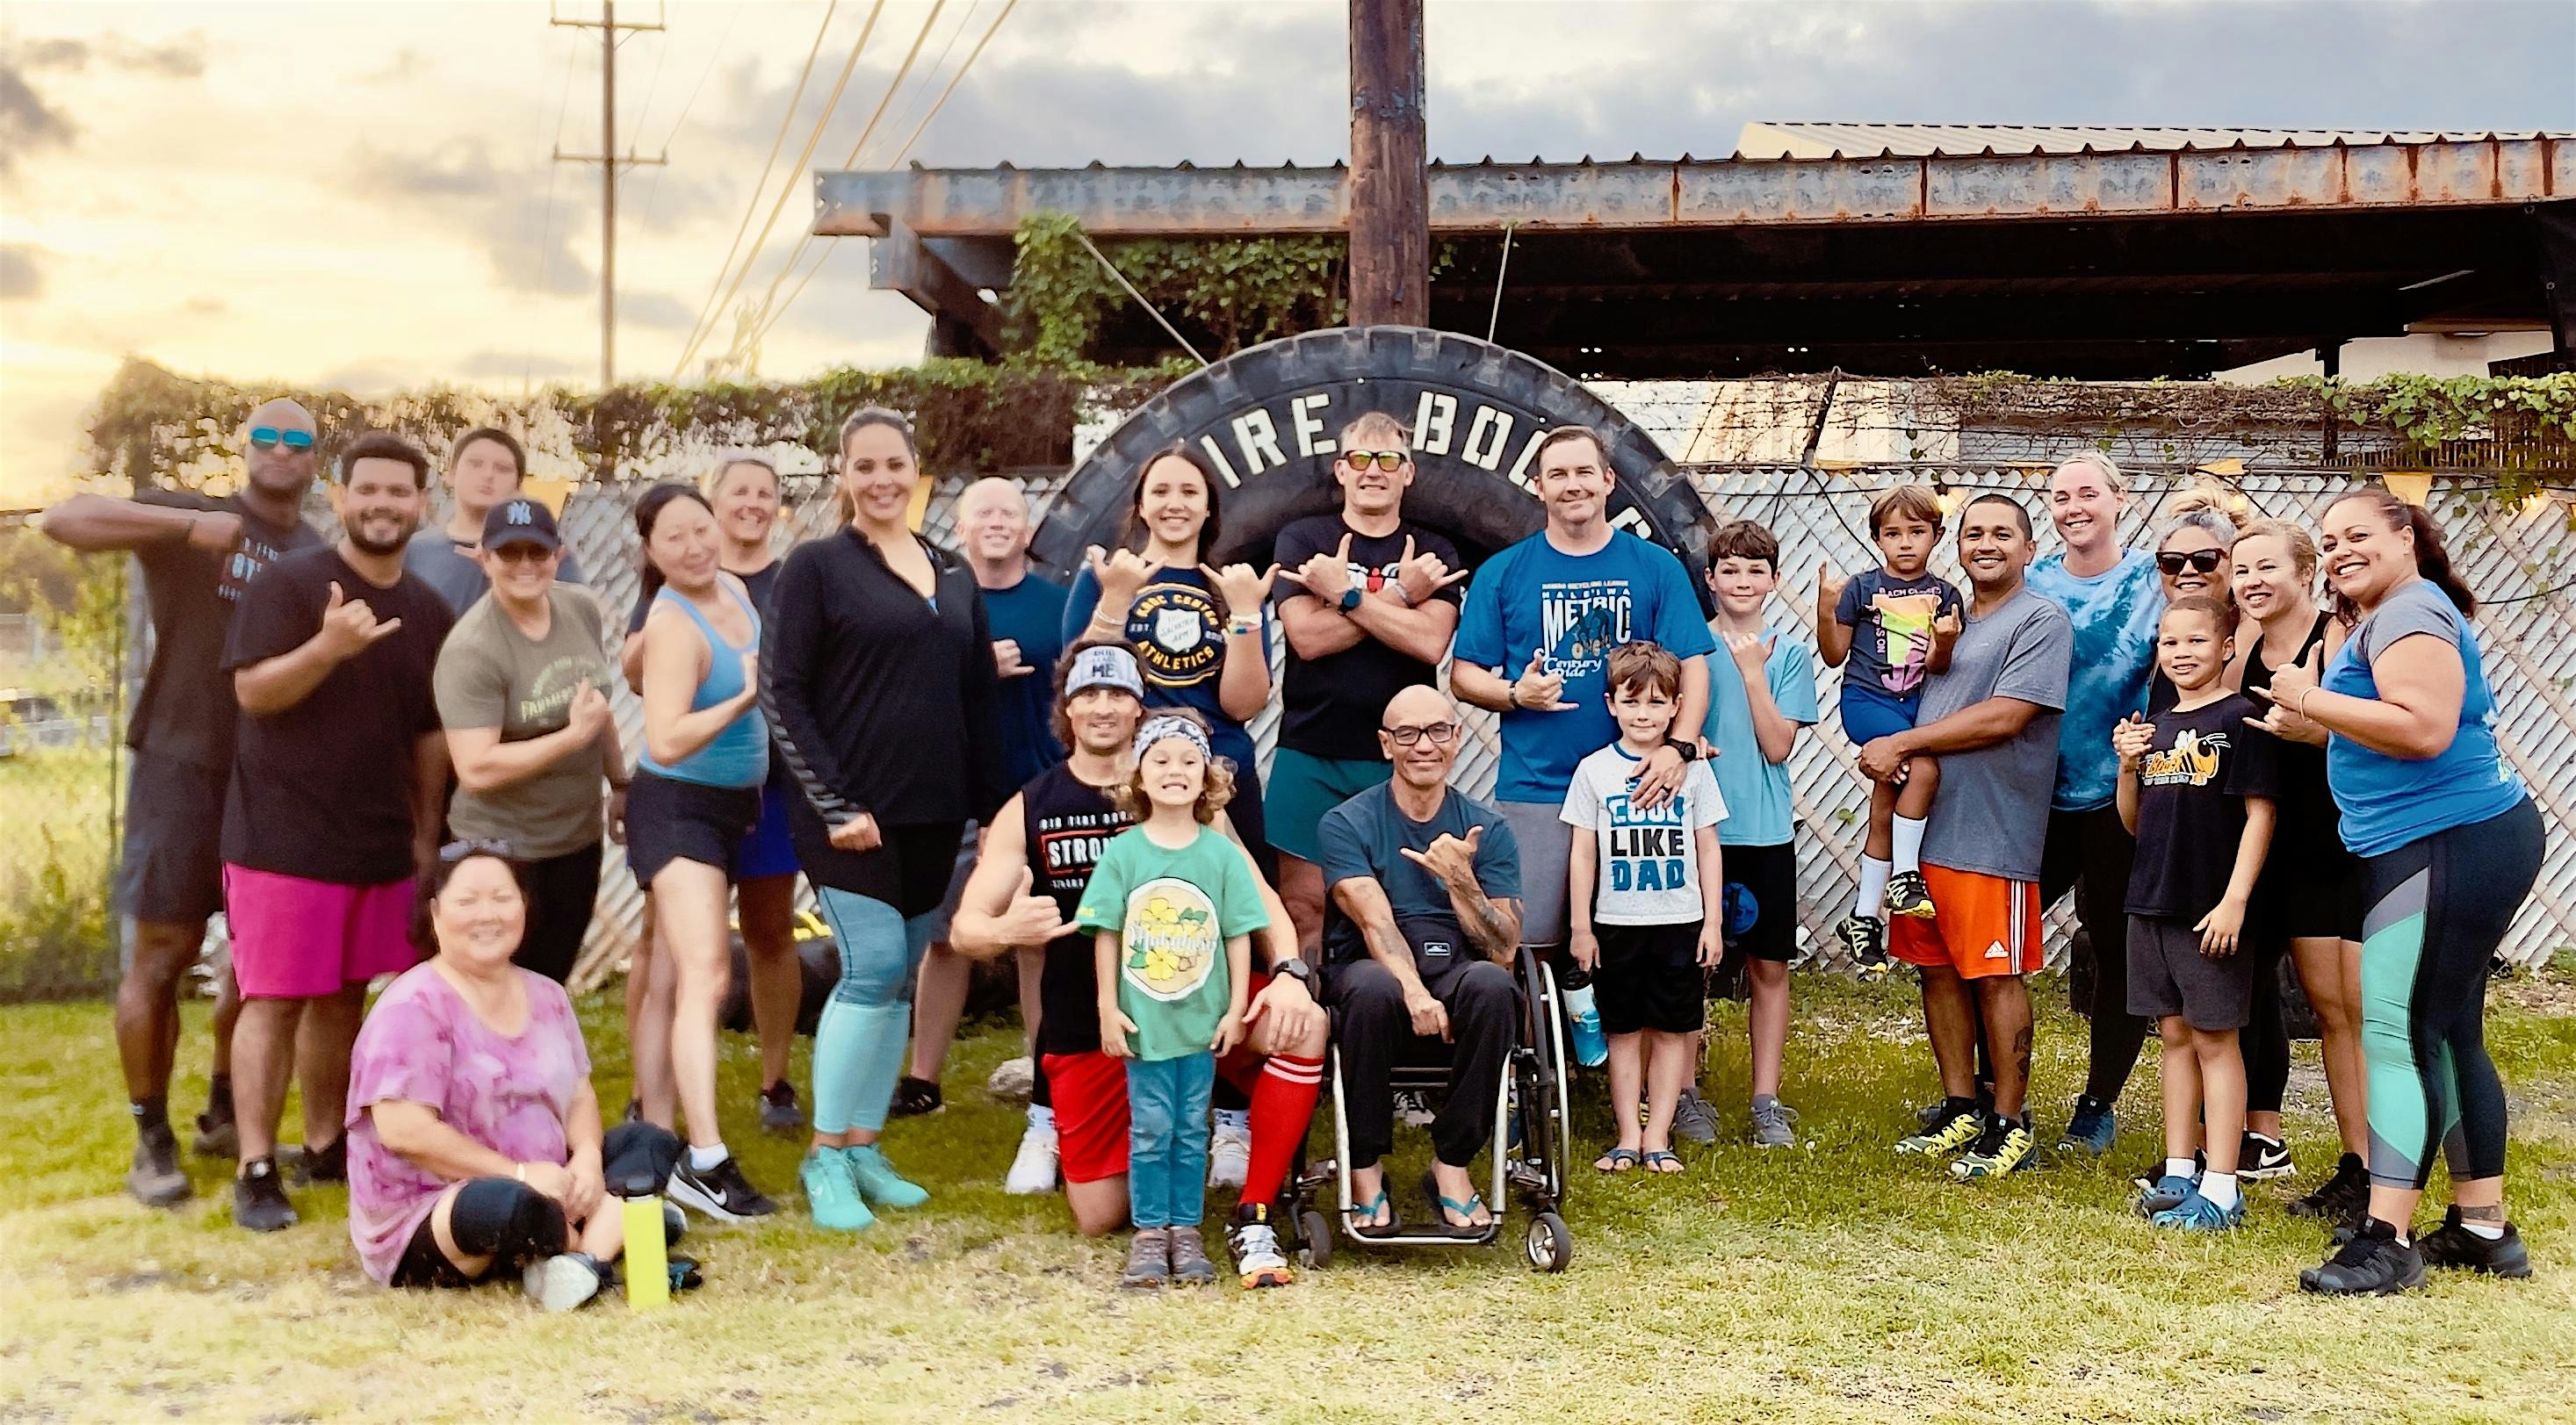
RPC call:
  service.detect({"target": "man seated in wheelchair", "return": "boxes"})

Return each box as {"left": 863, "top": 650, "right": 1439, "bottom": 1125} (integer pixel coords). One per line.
{"left": 1313, "top": 687, "right": 1525, "bottom": 1234}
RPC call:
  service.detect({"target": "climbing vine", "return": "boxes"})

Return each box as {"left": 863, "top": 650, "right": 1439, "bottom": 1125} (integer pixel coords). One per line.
{"left": 1003, "top": 212, "right": 1350, "bottom": 363}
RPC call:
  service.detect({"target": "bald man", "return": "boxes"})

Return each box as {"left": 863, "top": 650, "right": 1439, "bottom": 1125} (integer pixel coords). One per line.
{"left": 893, "top": 477, "right": 1073, "bottom": 1121}
{"left": 40, "top": 396, "right": 324, "bottom": 1206}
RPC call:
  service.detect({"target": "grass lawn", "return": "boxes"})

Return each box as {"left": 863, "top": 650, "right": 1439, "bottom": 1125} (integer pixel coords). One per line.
{"left": 4, "top": 969, "right": 2572, "bottom": 1422}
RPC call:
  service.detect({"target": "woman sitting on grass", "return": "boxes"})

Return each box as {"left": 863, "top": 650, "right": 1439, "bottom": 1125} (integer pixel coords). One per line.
{"left": 345, "top": 844, "right": 683, "bottom": 1310}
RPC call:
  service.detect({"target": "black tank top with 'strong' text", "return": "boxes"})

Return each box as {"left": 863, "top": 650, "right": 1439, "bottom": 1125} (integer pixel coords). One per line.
{"left": 1019, "top": 761, "right": 1132, "bottom": 1056}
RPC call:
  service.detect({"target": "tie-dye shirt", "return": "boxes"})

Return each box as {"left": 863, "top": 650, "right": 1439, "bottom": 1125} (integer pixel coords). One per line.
{"left": 2028, "top": 548, "right": 2162, "bottom": 811}
{"left": 344, "top": 962, "right": 592, "bottom": 1285}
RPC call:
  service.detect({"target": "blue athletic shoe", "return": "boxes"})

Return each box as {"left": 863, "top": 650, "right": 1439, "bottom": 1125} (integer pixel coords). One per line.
{"left": 842, "top": 1144, "right": 929, "bottom": 1209}
{"left": 2152, "top": 1191, "right": 2245, "bottom": 1232}
{"left": 2135, "top": 1173, "right": 2197, "bottom": 1218}
{"left": 2055, "top": 1095, "right": 2117, "bottom": 1158}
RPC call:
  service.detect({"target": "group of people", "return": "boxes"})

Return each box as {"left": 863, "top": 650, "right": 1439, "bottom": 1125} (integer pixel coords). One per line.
{"left": 46, "top": 396, "right": 2542, "bottom": 1306}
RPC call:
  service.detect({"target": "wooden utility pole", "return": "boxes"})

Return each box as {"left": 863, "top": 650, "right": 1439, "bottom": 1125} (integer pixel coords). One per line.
{"left": 1347, "top": 0, "right": 1427, "bottom": 326}
{"left": 552, "top": 2, "right": 665, "bottom": 386}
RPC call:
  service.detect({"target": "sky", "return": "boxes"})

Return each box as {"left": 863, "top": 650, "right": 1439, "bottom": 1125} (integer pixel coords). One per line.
{"left": 3, "top": 0, "right": 2571, "bottom": 501}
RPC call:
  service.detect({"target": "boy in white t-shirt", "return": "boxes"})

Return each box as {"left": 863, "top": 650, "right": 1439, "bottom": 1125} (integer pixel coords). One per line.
{"left": 1563, "top": 642, "right": 1728, "bottom": 1174}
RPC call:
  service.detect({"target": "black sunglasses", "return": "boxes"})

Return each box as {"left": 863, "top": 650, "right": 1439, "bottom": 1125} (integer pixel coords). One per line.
{"left": 2157, "top": 550, "right": 2224, "bottom": 576}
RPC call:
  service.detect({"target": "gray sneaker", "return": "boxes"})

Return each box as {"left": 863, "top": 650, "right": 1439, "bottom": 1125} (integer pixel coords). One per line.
{"left": 1671, "top": 1089, "right": 1720, "bottom": 1145}
{"left": 523, "top": 1252, "right": 605, "bottom": 1313}
{"left": 1750, "top": 1099, "right": 1800, "bottom": 1148}
{"left": 1122, "top": 1227, "right": 1172, "bottom": 1288}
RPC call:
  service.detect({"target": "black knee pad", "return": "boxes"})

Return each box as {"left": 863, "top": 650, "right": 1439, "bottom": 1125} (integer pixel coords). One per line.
{"left": 450, "top": 1177, "right": 567, "bottom": 1264}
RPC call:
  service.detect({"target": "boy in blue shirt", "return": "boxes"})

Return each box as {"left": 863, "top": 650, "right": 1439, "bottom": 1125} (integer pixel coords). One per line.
{"left": 1702, "top": 520, "right": 1820, "bottom": 1146}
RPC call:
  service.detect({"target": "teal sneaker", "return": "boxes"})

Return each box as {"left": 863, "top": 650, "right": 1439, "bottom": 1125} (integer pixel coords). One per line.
{"left": 801, "top": 1148, "right": 875, "bottom": 1232}
{"left": 843, "top": 1144, "right": 930, "bottom": 1209}
{"left": 2151, "top": 1191, "right": 2245, "bottom": 1232}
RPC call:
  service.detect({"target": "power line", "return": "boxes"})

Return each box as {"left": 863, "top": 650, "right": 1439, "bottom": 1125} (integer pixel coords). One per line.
{"left": 524, "top": 36, "right": 581, "bottom": 393}
{"left": 670, "top": 1, "right": 844, "bottom": 372}
{"left": 640, "top": 2, "right": 744, "bottom": 227}
{"left": 865, "top": 0, "right": 978, "bottom": 164}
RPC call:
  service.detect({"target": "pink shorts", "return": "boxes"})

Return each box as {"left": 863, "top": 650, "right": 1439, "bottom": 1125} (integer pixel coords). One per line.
{"left": 221, "top": 866, "right": 418, "bottom": 999}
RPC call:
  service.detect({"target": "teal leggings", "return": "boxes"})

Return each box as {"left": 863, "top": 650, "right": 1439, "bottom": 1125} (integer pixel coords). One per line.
{"left": 810, "top": 886, "right": 941, "bottom": 1137}
{"left": 2356, "top": 798, "right": 2542, "bottom": 1191}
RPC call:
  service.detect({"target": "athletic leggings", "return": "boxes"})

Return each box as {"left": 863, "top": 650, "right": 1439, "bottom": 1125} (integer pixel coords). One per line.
{"left": 810, "top": 824, "right": 963, "bottom": 1137}
{"left": 2357, "top": 798, "right": 2543, "bottom": 1191}
{"left": 2241, "top": 941, "right": 2290, "bottom": 1117}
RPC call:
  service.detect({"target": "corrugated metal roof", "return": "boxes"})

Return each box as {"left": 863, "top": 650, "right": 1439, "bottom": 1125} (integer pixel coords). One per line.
{"left": 1735, "top": 122, "right": 2574, "bottom": 159}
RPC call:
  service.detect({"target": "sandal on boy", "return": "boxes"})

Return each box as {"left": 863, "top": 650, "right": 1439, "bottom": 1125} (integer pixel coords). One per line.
{"left": 1641, "top": 1150, "right": 1685, "bottom": 1175}
{"left": 1594, "top": 1146, "right": 1642, "bottom": 1173}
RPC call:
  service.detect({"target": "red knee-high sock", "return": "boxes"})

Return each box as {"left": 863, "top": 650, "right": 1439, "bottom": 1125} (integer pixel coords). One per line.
{"left": 1241, "top": 1054, "right": 1324, "bottom": 1207}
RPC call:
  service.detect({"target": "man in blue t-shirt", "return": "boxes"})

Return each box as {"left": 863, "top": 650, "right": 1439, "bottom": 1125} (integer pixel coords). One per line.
{"left": 1450, "top": 426, "right": 1715, "bottom": 952}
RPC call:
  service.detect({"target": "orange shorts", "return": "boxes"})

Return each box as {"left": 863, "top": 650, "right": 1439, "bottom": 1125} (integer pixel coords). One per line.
{"left": 1888, "top": 864, "right": 2044, "bottom": 979}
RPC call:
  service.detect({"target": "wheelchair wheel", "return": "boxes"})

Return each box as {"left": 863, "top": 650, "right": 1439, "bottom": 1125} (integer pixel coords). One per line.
{"left": 1526, "top": 1212, "right": 1573, "bottom": 1273}
{"left": 1299, "top": 1208, "right": 1333, "bottom": 1270}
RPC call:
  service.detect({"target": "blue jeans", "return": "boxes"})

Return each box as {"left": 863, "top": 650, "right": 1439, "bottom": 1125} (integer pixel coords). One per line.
{"left": 1126, "top": 1054, "right": 1216, "bottom": 1229}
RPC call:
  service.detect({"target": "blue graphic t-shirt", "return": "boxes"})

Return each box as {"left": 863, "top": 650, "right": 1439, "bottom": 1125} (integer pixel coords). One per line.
{"left": 1705, "top": 624, "right": 1820, "bottom": 846}
{"left": 1063, "top": 564, "right": 1270, "bottom": 773}
{"left": 1454, "top": 530, "right": 1716, "bottom": 802}
{"left": 1835, "top": 568, "right": 1963, "bottom": 699}
{"left": 2322, "top": 579, "right": 2524, "bottom": 857}
{"left": 1560, "top": 745, "right": 1726, "bottom": 925}
{"left": 984, "top": 573, "right": 1070, "bottom": 788}
{"left": 2027, "top": 548, "right": 2161, "bottom": 811}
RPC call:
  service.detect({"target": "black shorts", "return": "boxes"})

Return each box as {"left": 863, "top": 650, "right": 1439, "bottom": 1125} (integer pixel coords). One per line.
{"left": 116, "top": 747, "right": 227, "bottom": 925}
{"left": 820, "top": 821, "right": 971, "bottom": 918}
{"left": 2264, "top": 840, "right": 2364, "bottom": 944}
{"left": 624, "top": 772, "right": 761, "bottom": 888}
{"left": 2125, "top": 913, "right": 2256, "bottom": 1032}
{"left": 1594, "top": 920, "right": 1707, "bottom": 1035}
{"left": 1718, "top": 841, "right": 1798, "bottom": 964}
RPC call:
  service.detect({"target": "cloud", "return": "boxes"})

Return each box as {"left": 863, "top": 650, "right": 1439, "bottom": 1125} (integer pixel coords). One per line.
{"left": 314, "top": 361, "right": 415, "bottom": 397}
{"left": 347, "top": 138, "right": 596, "bottom": 295}
{"left": 621, "top": 291, "right": 696, "bottom": 330}
{"left": 0, "top": 61, "right": 77, "bottom": 173}
{"left": 14, "top": 32, "right": 206, "bottom": 78}
{"left": 460, "top": 349, "right": 587, "bottom": 381}
{"left": 0, "top": 245, "right": 43, "bottom": 301}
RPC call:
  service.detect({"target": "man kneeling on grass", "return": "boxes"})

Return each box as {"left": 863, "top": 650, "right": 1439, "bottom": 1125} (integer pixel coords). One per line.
{"left": 947, "top": 643, "right": 1330, "bottom": 1288}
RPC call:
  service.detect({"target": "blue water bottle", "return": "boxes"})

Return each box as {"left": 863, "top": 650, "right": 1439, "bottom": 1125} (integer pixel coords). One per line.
{"left": 1561, "top": 965, "right": 1608, "bottom": 1069}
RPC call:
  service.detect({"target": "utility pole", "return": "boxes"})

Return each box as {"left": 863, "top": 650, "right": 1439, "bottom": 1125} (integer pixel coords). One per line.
{"left": 1347, "top": 0, "right": 1427, "bottom": 326}
{"left": 552, "top": 2, "right": 666, "bottom": 387}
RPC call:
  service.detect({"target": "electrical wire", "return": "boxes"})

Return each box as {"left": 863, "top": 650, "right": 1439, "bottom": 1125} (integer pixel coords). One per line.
{"left": 640, "top": 2, "right": 741, "bottom": 226}
{"left": 525, "top": 35, "right": 581, "bottom": 392}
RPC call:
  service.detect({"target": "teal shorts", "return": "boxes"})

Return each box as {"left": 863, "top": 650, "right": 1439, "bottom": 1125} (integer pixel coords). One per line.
{"left": 1262, "top": 746, "right": 1393, "bottom": 862}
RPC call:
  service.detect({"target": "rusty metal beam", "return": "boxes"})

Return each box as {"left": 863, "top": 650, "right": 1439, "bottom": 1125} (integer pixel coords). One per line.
{"left": 814, "top": 136, "right": 2570, "bottom": 238}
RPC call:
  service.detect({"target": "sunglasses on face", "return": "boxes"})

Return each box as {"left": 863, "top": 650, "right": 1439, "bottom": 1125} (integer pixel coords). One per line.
{"left": 2156, "top": 550, "right": 2224, "bottom": 576}
{"left": 249, "top": 426, "right": 315, "bottom": 451}
{"left": 1342, "top": 450, "right": 1407, "bottom": 472}
{"left": 1382, "top": 721, "right": 1461, "bottom": 748}
{"left": 488, "top": 543, "right": 554, "bottom": 565}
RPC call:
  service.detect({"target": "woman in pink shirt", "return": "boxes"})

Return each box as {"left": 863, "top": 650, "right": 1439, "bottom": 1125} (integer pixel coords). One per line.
{"left": 345, "top": 844, "right": 682, "bottom": 1310}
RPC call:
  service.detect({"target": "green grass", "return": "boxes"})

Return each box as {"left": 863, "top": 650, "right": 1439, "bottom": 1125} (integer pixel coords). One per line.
{"left": 0, "top": 745, "right": 119, "bottom": 999}
{"left": 4, "top": 973, "right": 2573, "bottom": 1422}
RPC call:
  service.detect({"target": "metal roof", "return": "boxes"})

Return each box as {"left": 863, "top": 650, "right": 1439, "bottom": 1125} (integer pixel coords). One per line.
{"left": 1733, "top": 123, "right": 2576, "bottom": 160}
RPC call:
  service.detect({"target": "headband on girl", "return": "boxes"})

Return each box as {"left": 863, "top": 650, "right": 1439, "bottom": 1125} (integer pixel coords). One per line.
{"left": 1132, "top": 716, "right": 1211, "bottom": 763}
{"left": 1063, "top": 644, "right": 1144, "bottom": 701}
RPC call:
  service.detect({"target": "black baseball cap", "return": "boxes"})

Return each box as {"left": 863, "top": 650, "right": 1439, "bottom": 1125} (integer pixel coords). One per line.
{"left": 481, "top": 497, "right": 561, "bottom": 554}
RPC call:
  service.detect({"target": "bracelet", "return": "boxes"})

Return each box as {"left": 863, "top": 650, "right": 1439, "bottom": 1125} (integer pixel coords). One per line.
{"left": 514, "top": 1162, "right": 528, "bottom": 1184}
{"left": 2297, "top": 687, "right": 2317, "bottom": 719}
{"left": 1226, "top": 616, "right": 1259, "bottom": 637}
{"left": 1387, "top": 582, "right": 1414, "bottom": 608}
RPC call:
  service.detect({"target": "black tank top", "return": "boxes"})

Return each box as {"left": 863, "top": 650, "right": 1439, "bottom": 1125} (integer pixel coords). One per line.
{"left": 1019, "top": 761, "right": 1133, "bottom": 1056}
{"left": 2243, "top": 612, "right": 2343, "bottom": 864}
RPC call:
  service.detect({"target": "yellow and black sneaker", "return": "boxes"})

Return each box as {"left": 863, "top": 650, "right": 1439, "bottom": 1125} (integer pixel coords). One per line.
{"left": 1894, "top": 1098, "right": 1985, "bottom": 1156}
{"left": 1885, "top": 869, "right": 1938, "bottom": 920}
{"left": 1950, "top": 1114, "right": 2038, "bottom": 1180}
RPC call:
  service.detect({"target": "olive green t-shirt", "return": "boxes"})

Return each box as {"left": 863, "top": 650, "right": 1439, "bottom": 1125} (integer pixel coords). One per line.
{"left": 432, "top": 585, "right": 614, "bottom": 860}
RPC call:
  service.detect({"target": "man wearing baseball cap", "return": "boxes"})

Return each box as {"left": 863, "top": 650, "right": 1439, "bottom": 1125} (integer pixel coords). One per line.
{"left": 948, "top": 640, "right": 1330, "bottom": 1289}
{"left": 430, "top": 495, "right": 625, "bottom": 983}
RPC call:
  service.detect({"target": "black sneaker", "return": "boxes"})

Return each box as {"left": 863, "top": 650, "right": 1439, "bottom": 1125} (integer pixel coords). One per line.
{"left": 126, "top": 1122, "right": 191, "bottom": 1207}
{"left": 2299, "top": 1218, "right": 2426, "bottom": 1295}
{"left": 233, "top": 1156, "right": 298, "bottom": 1233}
{"left": 2289, "top": 1152, "right": 2371, "bottom": 1227}
{"left": 888, "top": 1076, "right": 944, "bottom": 1119}
{"left": 1834, "top": 913, "right": 1889, "bottom": 980}
{"left": 758, "top": 1080, "right": 807, "bottom": 1134}
{"left": 2414, "top": 1205, "right": 2533, "bottom": 1279}
{"left": 289, "top": 1136, "right": 347, "bottom": 1185}
{"left": 2239, "top": 1133, "right": 2296, "bottom": 1182}
{"left": 667, "top": 1154, "right": 779, "bottom": 1222}
{"left": 191, "top": 1105, "right": 239, "bottom": 1161}
{"left": 1884, "top": 869, "right": 1937, "bottom": 920}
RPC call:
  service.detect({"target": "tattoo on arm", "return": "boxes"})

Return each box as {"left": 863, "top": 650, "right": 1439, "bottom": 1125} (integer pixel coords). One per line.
{"left": 1454, "top": 889, "right": 1519, "bottom": 963}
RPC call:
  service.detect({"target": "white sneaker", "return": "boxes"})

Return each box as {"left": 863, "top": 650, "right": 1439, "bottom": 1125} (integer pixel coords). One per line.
{"left": 986, "top": 1055, "right": 1035, "bottom": 1104}
{"left": 1005, "top": 1119, "right": 1059, "bottom": 1196}
{"left": 1208, "top": 1120, "right": 1252, "bottom": 1191}
{"left": 523, "top": 1253, "right": 603, "bottom": 1313}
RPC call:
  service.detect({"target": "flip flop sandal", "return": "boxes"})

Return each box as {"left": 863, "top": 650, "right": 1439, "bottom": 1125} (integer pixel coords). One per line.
{"left": 1419, "top": 1170, "right": 1491, "bottom": 1236}
{"left": 1641, "top": 1151, "right": 1685, "bottom": 1174}
{"left": 1349, "top": 1187, "right": 1401, "bottom": 1238}
{"left": 1594, "top": 1147, "right": 1642, "bottom": 1173}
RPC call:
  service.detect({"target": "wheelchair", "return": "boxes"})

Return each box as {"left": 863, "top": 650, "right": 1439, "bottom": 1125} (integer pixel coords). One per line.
{"left": 1281, "top": 947, "right": 1576, "bottom": 1273}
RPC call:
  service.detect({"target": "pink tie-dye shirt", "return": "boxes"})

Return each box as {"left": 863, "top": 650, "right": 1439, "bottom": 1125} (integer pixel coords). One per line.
{"left": 344, "top": 962, "right": 592, "bottom": 1285}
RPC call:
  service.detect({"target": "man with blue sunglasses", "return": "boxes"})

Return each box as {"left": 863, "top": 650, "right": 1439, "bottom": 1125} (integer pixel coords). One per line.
{"left": 38, "top": 396, "right": 323, "bottom": 1209}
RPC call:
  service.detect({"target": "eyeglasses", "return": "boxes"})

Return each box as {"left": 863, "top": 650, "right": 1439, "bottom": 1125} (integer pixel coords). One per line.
{"left": 1342, "top": 450, "right": 1407, "bottom": 472}
{"left": 2156, "top": 550, "right": 2224, "bottom": 576}
{"left": 1381, "top": 721, "right": 1461, "bottom": 747}
{"left": 249, "top": 427, "right": 315, "bottom": 451}
{"left": 439, "top": 838, "right": 516, "bottom": 863}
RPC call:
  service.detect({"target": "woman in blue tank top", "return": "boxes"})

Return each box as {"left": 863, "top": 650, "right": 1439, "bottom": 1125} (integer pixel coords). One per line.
{"left": 626, "top": 483, "right": 778, "bottom": 1220}
{"left": 2253, "top": 488, "right": 2541, "bottom": 1295}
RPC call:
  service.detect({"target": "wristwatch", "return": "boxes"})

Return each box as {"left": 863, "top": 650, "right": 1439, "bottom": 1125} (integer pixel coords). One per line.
{"left": 1664, "top": 738, "right": 1701, "bottom": 762}
{"left": 1339, "top": 587, "right": 1364, "bottom": 613}
{"left": 1268, "top": 955, "right": 1318, "bottom": 990}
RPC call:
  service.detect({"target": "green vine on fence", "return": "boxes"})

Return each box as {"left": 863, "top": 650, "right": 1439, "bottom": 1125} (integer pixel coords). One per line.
{"left": 1003, "top": 212, "right": 1351, "bottom": 363}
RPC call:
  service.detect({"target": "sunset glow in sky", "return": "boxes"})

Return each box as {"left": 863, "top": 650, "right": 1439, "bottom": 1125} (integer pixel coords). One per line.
{"left": 4, "top": 0, "right": 2568, "bottom": 500}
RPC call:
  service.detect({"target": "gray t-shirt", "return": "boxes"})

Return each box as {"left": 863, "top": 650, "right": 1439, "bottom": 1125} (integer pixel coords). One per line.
{"left": 1559, "top": 745, "right": 1726, "bottom": 925}
{"left": 432, "top": 585, "right": 614, "bottom": 860}
{"left": 1916, "top": 585, "right": 2073, "bottom": 883}
{"left": 404, "top": 528, "right": 588, "bottom": 616}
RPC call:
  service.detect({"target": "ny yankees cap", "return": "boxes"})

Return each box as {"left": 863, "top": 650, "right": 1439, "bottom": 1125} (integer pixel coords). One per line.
{"left": 481, "top": 496, "right": 561, "bottom": 553}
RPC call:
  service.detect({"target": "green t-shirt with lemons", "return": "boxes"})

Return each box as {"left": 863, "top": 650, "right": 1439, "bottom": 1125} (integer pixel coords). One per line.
{"left": 1073, "top": 824, "right": 1268, "bottom": 1062}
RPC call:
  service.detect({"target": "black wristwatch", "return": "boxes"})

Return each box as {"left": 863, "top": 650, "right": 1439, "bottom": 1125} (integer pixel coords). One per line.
{"left": 1269, "top": 955, "right": 1317, "bottom": 990}
{"left": 1664, "top": 738, "right": 1701, "bottom": 762}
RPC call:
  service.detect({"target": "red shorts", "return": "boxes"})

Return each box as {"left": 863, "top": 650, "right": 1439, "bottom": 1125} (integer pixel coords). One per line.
{"left": 1888, "top": 864, "right": 2043, "bottom": 981}
{"left": 1046, "top": 972, "right": 1269, "bottom": 1185}
{"left": 222, "top": 866, "right": 418, "bottom": 999}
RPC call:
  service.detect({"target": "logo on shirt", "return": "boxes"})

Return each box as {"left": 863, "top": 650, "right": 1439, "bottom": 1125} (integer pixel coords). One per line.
{"left": 1124, "top": 584, "right": 1224, "bottom": 688}
{"left": 1120, "top": 877, "right": 1220, "bottom": 1003}
{"left": 1602, "top": 790, "right": 1694, "bottom": 894}
{"left": 2140, "top": 729, "right": 2226, "bottom": 788}
{"left": 1537, "top": 579, "right": 1632, "bottom": 681}
{"left": 1869, "top": 589, "right": 1944, "bottom": 695}
{"left": 1035, "top": 808, "right": 1126, "bottom": 896}
{"left": 219, "top": 536, "right": 292, "bottom": 605}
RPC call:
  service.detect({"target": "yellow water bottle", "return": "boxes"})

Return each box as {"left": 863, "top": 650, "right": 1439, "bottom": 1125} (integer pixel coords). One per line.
{"left": 621, "top": 1175, "right": 670, "bottom": 1311}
